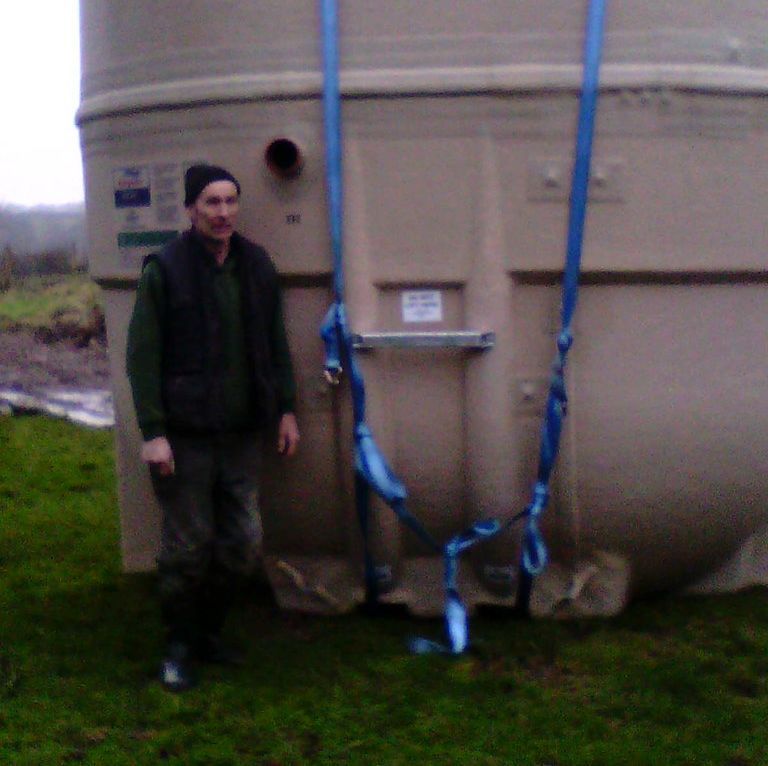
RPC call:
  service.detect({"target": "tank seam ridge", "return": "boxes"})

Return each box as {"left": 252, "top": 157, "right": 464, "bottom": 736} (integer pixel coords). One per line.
{"left": 77, "top": 63, "right": 768, "bottom": 124}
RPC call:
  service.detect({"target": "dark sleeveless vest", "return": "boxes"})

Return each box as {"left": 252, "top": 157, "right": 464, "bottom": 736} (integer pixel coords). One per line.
{"left": 146, "top": 230, "right": 280, "bottom": 433}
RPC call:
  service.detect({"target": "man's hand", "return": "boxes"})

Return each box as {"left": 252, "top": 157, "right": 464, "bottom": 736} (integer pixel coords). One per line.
{"left": 141, "top": 436, "right": 175, "bottom": 476}
{"left": 277, "top": 413, "right": 300, "bottom": 457}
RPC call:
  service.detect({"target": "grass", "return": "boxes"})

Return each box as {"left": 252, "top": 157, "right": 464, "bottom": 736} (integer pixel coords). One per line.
{"left": 0, "top": 274, "right": 102, "bottom": 332}
{"left": 2, "top": 416, "right": 768, "bottom": 765}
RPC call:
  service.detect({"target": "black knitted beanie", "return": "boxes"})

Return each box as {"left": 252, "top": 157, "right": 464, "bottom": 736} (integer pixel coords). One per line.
{"left": 184, "top": 164, "right": 241, "bottom": 206}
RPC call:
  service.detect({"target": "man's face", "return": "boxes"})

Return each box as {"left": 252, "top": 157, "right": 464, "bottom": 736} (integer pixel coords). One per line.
{"left": 187, "top": 180, "right": 240, "bottom": 244}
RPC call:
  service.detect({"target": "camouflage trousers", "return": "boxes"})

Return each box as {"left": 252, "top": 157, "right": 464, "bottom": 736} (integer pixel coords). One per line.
{"left": 151, "top": 431, "right": 263, "bottom": 646}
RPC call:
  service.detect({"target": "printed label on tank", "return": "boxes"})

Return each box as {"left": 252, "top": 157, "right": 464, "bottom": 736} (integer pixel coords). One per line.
{"left": 152, "top": 162, "right": 183, "bottom": 224}
{"left": 113, "top": 167, "right": 151, "bottom": 208}
{"left": 402, "top": 290, "right": 443, "bottom": 323}
{"left": 113, "top": 161, "right": 191, "bottom": 267}
{"left": 116, "top": 231, "right": 179, "bottom": 267}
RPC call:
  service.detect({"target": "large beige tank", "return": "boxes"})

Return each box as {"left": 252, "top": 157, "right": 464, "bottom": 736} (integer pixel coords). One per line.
{"left": 78, "top": 1, "right": 768, "bottom": 617}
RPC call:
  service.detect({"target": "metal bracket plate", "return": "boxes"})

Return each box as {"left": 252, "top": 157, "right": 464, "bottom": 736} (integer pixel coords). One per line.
{"left": 351, "top": 331, "right": 495, "bottom": 350}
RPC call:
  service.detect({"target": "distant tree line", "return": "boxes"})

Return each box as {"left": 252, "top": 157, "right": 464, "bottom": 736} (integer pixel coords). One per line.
{"left": 0, "top": 203, "right": 87, "bottom": 290}
{"left": 0, "top": 202, "right": 85, "bottom": 256}
{"left": 0, "top": 245, "right": 86, "bottom": 289}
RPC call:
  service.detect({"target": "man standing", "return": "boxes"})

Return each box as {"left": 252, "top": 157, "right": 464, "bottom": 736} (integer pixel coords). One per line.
{"left": 126, "top": 164, "right": 300, "bottom": 692}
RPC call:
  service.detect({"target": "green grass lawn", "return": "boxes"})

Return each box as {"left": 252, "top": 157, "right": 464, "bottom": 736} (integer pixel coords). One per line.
{"left": 0, "top": 274, "right": 102, "bottom": 332}
{"left": 1, "top": 416, "right": 767, "bottom": 765}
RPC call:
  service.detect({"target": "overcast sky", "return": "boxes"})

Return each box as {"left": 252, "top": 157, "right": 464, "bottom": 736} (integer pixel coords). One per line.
{"left": 1, "top": 1, "right": 83, "bottom": 207}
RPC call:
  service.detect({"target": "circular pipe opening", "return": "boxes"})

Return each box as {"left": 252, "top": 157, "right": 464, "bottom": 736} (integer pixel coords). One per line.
{"left": 264, "top": 138, "right": 304, "bottom": 179}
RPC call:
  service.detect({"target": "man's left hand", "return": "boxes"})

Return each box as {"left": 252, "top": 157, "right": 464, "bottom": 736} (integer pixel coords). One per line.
{"left": 277, "top": 413, "right": 300, "bottom": 457}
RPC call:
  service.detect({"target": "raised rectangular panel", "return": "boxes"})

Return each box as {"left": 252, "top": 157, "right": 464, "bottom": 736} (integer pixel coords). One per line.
{"left": 354, "top": 135, "right": 481, "bottom": 284}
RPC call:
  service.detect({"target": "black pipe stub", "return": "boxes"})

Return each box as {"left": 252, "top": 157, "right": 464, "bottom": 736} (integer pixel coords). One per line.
{"left": 264, "top": 138, "right": 304, "bottom": 179}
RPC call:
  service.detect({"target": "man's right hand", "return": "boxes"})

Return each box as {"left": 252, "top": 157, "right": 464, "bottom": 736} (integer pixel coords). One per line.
{"left": 141, "top": 436, "right": 175, "bottom": 476}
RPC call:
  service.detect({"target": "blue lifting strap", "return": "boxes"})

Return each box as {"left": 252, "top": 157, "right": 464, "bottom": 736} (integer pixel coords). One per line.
{"left": 318, "top": 0, "right": 607, "bottom": 648}
{"left": 319, "top": 0, "right": 507, "bottom": 654}
{"left": 518, "top": 0, "right": 608, "bottom": 590}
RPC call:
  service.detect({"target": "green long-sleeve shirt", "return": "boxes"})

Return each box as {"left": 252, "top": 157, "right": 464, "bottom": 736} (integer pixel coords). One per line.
{"left": 126, "top": 243, "right": 296, "bottom": 440}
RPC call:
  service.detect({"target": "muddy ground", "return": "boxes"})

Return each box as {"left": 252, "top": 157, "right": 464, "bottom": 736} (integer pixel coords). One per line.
{"left": 0, "top": 328, "right": 111, "bottom": 392}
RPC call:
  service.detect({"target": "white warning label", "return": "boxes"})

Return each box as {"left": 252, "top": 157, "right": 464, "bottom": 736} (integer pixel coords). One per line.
{"left": 401, "top": 290, "right": 443, "bottom": 323}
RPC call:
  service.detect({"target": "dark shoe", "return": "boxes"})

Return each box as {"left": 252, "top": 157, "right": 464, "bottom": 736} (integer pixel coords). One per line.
{"left": 196, "top": 635, "right": 245, "bottom": 666}
{"left": 159, "top": 643, "right": 196, "bottom": 692}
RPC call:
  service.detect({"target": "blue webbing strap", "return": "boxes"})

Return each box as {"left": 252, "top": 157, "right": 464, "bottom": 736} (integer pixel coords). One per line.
{"left": 319, "top": 0, "right": 607, "bottom": 646}
{"left": 319, "top": 0, "right": 505, "bottom": 654}
{"left": 518, "top": 0, "right": 608, "bottom": 584}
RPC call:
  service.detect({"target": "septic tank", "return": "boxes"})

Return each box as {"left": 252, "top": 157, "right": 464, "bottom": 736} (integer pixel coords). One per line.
{"left": 77, "top": 0, "right": 768, "bottom": 617}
